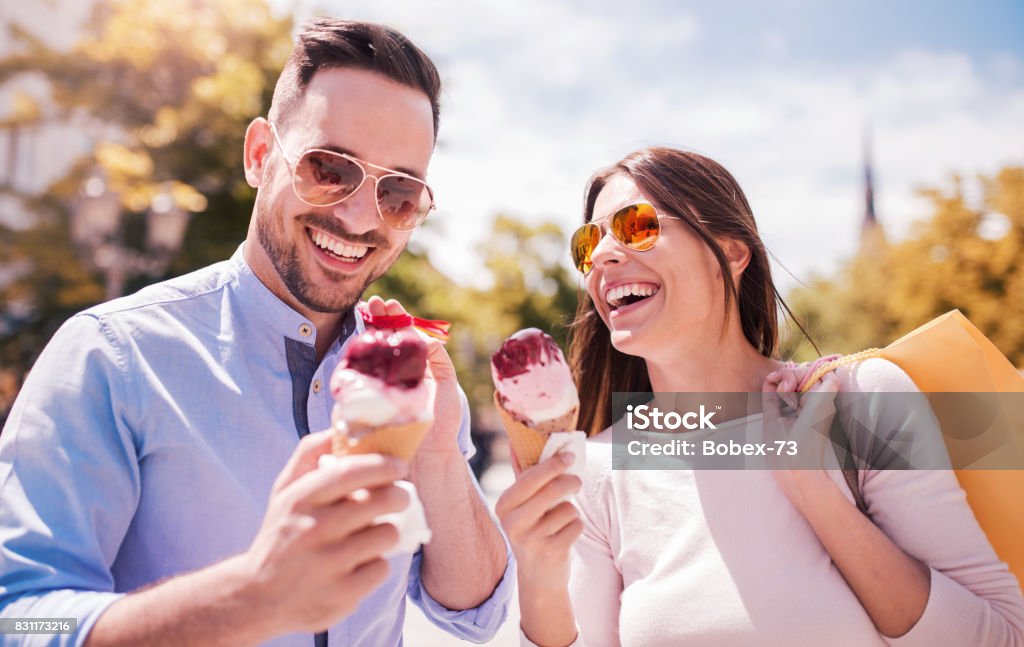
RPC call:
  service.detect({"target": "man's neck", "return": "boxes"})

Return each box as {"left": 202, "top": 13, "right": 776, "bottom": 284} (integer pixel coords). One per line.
{"left": 242, "top": 239, "right": 353, "bottom": 362}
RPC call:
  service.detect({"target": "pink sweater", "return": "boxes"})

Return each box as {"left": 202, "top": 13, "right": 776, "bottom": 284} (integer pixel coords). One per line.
{"left": 567, "top": 359, "right": 1024, "bottom": 646}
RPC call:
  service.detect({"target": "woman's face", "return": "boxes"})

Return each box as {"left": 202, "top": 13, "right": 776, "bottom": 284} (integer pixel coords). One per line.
{"left": 585, "top": 174, "right": 727, "bottom": 360}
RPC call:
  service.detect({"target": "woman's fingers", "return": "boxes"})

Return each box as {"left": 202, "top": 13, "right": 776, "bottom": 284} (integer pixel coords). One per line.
{"left": 496, "top": 453, "right": 573, "bottom": 516}
{"left": 533, "top": 500, "right": 581, "bottom": 538}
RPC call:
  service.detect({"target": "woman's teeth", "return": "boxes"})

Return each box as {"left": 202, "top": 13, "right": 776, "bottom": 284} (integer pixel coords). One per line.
{"left": 606, "top": 283, "right": 659, "bottom": 309}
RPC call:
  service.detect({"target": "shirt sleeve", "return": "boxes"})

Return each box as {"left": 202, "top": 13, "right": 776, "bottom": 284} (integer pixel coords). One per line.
{"left": 404, "top": 388, "right": 515, "bottom": 643}
{"left": 0, "top": 314, "right": 142, "bottom": 647}
{"left": 843, "top": 359, "right": 1024, "bottom": 646}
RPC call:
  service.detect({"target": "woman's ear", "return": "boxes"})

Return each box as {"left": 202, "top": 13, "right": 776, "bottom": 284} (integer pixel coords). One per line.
{"left": 243, "top": 118, "right": 272, "bottom": 188}
{"left": 721, "top": 237, "right": 751, "bottom": 282}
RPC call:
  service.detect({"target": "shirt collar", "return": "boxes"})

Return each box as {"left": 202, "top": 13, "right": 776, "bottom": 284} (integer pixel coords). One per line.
{"left": 229, "top": 244, "right": 358, "bottom": 348}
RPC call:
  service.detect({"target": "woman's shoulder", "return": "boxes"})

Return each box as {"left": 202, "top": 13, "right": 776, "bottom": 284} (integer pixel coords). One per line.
{"left": 835, "top": 357, "right": 919, "bottom": 393}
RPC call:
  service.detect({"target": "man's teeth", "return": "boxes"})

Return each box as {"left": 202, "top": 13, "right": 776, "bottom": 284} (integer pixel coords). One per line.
{"left": 312, "top": 230, "right": 369, "bottom": 259}
{"left": 606, "top": 283, "right": 659, "bottom": 308}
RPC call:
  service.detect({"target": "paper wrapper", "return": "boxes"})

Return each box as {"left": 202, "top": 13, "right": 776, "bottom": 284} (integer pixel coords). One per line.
{"left": 539, "top": 430, "right": 587, "bottom": 480}
{"left": 317, "top": 456, "right": 431, "bottom": 557}
{"left": 331, "top": 419, "right": 431, "bottom": 462}
{"left": 494, "top": 391, "right": 579, "bottom": 468}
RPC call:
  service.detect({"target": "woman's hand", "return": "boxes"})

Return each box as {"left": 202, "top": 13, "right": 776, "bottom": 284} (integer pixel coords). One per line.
{"left": 762, "top": 364, "right": 842, "bottom": 514}
{"left": 496, "top": 452, "right": 583, "bottom": 588}
{"left": 496, "top": 452, "right": 583, "bottom": 646}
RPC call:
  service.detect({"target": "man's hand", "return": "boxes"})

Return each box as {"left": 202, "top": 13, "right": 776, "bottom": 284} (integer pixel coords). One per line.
{"left": 241, "top": 429, "right": 410, "bottom": 633}
{"left": 363, "top": 295, "right": 461, "bottom": 457}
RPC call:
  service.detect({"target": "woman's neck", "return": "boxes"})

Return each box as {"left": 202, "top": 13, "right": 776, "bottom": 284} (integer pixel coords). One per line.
{"left": 645, "top": 321, "right": 780, "bottom": 393}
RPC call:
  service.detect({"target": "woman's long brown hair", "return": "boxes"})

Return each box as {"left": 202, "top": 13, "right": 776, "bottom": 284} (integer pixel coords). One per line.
{"left": 568, "top": 147, "right": 811, "bottom": 437}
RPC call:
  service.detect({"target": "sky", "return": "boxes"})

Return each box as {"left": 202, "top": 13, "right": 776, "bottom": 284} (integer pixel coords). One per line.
{"left": 269, "top": 0, "right": 1024, "bottom": 293}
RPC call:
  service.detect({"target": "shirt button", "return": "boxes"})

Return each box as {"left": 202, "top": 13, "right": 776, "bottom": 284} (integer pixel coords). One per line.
{"left": 299, "top": 324, "right": 312, "bottom": 337}
{"left": 312, "top": 379, "right": 322, "bottom": 394}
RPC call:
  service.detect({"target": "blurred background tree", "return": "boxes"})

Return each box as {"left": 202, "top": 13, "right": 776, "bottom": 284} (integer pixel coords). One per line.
{"left": 0, "top": 0, "right": 294, "bottom": 384}
{"left": 787, "top": 165, "right": 1024, "bottom": 365}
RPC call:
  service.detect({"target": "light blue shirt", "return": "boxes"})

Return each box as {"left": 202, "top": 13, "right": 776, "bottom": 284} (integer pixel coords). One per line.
{"left": 0, "top": 246, "right": 513, "bottom": 646}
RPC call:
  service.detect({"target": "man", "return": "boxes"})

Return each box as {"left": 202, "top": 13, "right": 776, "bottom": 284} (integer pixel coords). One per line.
{"left": 0, "top": 19, "right": 511, "bottom": 646}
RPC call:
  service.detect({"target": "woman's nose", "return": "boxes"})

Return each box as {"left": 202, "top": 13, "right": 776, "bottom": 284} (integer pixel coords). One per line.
{"left": 588, "top": 228, "right": 627, "bottom": 270}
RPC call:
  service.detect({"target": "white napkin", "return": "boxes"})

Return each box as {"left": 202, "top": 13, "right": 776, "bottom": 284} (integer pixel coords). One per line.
{"left": 317, "top": 455, "right": 432, "bottom": 557}
{"left": 539, "top": 430, "right": 587, "bottom": 479}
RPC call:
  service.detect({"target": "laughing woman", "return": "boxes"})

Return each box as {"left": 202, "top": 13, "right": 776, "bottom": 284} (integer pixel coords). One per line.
{"left": 495, "top": 147, "right": 1024, "bottom": 646}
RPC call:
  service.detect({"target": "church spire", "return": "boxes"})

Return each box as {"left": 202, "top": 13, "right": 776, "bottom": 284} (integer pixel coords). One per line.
{"left": 859, "top": 122, "right": 885, "bottom": 251}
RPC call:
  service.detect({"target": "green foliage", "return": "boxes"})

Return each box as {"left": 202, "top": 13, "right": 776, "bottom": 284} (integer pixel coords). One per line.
{"left": 787, "top": 166, "right": 1024, "bottom": 366}
{"left": 0, "top": 0, "right": 293, "bottom": 376}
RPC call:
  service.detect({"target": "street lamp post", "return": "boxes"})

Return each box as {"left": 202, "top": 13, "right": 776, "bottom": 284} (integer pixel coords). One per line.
{"left": 71, "top": 172, "right": 191, "bottom": 300}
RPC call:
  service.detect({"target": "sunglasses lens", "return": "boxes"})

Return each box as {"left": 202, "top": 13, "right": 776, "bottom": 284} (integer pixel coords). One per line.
{"left": 293, "top": 151, "right": 364, "bottom": 206}
{"left": 571, "top": 223, "right": 601, "bottom": 274}
{"left": 612, "top": 203, "right": 660, "bottom": 251}
{"left": 377, "top": 176, "right": 433, "bottom": 230}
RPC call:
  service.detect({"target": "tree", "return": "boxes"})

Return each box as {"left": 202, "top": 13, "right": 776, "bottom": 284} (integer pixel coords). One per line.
{"left": 0, "top": 0, "right": 293, "bottom": 385}
{"left": 787, "top": 166, "right": 1024, "bottom": 366}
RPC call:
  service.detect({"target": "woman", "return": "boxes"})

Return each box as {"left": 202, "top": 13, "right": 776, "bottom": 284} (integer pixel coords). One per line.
{"left": 496, "top": 147, "right": 1024, "bottom": 646}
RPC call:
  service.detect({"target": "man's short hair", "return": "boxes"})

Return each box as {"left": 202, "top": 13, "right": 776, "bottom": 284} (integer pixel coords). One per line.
{"left": 268, "top": 18, "right": 442, "bottom": 139}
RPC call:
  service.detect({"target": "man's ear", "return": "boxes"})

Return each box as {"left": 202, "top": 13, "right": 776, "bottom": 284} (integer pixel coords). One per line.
{"left": 721, "top": 237, "right": 751, "bottom": 282}
{"left": 243, "top": 118, "right": 272, "bottom": 188}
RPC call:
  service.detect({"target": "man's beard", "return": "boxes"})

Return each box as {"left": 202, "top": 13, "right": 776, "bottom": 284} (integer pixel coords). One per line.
{"left": 254, "top": 190, "right": 398, "bottom": 314}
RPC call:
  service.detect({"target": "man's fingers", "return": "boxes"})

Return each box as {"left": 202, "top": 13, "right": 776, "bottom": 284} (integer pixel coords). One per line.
{"left": 327, "top": 522, "right": 401, "bottom": 572}
{"left": 341, "top": 557, "right": 392, "bottom": 603}
{"left": 314, "top": 484, "right": 410, "bottom": 540}
{"left": 366, "top": 295, "right": 387, "bottom": 316}
{"left": 273, "top": 430, "right": 336, "bottom": 493}
{"left": 288, "top": 453, "right": 407, "bottom": 509}
{"left": 384, "top": 298, "right": 407, "bottom": 318}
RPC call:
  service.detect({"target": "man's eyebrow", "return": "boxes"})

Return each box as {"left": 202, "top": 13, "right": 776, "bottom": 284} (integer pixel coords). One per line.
{"left": 313, "top": 144, "right": 425, "bottom": 180}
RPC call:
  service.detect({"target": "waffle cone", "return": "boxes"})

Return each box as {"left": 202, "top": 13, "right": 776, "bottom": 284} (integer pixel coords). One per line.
{"left": 493, "top": 392, "right": 579, "bottom": 469}
{"left": 332, "top": 419, "right": 432, "bottom": 462}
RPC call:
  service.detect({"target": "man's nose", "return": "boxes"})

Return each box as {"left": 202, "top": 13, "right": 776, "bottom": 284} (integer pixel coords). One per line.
{"left": 329, "top": 177, "right": 380, "bottom": 234}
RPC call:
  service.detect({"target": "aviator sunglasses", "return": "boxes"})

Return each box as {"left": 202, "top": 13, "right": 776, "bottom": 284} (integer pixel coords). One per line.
{"left": 267, "top": 120, "right": 435, "bottom": 231}
{"left": 570, "top": 203, "right": 662, "bottom": 274}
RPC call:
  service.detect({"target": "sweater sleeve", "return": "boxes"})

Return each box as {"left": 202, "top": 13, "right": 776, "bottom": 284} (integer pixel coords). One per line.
{"left": 845, "top": 359, "right": 1024, "bottom": 646}
{"left": 567, "top": 434, "right": 623, "bottom": 647}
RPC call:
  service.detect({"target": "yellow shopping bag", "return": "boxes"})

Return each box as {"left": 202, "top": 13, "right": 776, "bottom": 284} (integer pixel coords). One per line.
{"left": 801, "top": 310, "right": 1024, "bottom": 587}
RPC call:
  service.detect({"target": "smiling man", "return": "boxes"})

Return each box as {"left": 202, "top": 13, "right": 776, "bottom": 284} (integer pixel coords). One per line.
{"left": 0, "top": 19, "right": 511, "bottom": 647}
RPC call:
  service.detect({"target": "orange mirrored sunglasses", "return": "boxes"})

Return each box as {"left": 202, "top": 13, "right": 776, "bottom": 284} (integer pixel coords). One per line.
{"left": 570, "top": 203, "right": 661, "bottom": 274}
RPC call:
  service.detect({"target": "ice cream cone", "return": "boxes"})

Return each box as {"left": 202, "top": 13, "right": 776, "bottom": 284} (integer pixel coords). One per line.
{"left": 493, "top": 391, "right": 579, "bottom": 468}
{"left": 332, "top": 419, "right": 432, "bottom": 462}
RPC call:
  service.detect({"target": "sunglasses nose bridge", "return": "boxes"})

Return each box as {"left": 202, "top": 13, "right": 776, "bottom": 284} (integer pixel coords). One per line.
{"left": 588, "top": 225, "right": 631, "bottom": 270}
{"left": 325, "top": 171, "right": 383, "bottom": 233}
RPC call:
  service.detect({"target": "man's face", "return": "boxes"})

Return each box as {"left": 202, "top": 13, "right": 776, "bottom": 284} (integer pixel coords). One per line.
{"left": 248, "top": 67, "right": 435, "bottom": 314}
